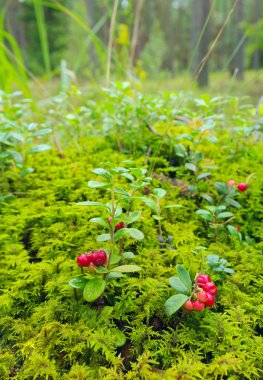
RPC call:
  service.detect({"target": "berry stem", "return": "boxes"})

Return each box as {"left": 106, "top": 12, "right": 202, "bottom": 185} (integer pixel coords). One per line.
{"left": 107, "top": 184, "right": 116, "bottom": 270}
{"left": 174, "top": 309, "right": 187, "bottom": 328}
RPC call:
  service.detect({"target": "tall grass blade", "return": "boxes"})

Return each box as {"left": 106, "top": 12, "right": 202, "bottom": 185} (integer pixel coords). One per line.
{"left": 33, "top": 0, "right": 51, "bottom": 75}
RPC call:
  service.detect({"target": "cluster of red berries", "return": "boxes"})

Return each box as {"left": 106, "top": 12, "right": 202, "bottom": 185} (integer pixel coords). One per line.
{"left": 107, "top": 217, "right": 125, "bottom": 230}
{"left": 184, "top": 274, "right": 217, "bottom": 312}
{"left": 227, "top": 180, "right": 247, "bottom": 192}
{"left": 76, "top": 250, "right": 107, "bottom": 270}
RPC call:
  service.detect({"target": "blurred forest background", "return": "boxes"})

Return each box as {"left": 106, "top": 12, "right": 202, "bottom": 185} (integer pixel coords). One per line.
{"left": 1, "top": 0, "right": 263, "bottom": 97}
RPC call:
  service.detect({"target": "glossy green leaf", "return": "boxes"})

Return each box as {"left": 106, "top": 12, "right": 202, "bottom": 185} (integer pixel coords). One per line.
{"left": 89, "top": 217, "right": 109, "bottom": 228}
{"left": 27, "top": 144, "right": 51, "bottom": 154}
{"left": 137, "top": 196, "right": 159, "bottom": 213}
{"left": 69, "top": 278, "right": 89, "bottom": 289}
{"left": 110, "top": 254, "right": 121, "bottom": 265}
{"left": 165, "top": 294, "right": 189, "bottom": 317}
{"left": 225, "top": 197, "right": 241, "bottom": 208}
{"left": 88, "top": 181, "right": 110, "bottom": 188}
{"left": 126, "top": 211, "right": 141, "bottom": 224}
{"left": 164, "top": 204, "right": 183, "bottom": 209}
{"left": 153, "top": 188, "right": 167, "bottom": 199}
{"left": 112, "top": 265, "right": 142, "bottom": 273}
{"left": 126, "top": 228, "right": 144, "bottom": 240}
{"left": 185, "top": 163, "right": 197, "bottom": 172}
{"left": 105, "top": 272, "right": 126, "bottom": 281}
{"left": 83, "top": 279, "right": 106, "bottom": 302}
{"left": 217, "top": 212, "right": 233, "bottom": 219}
{"left": 92, "top": 168, "right": 111, "bottom": 179}
{"left": 97, "top": 233, "right": 111, "bottom": 242}
{"left": 176, "top": 264, "right": 192, "bottom": 290}
{"left": 76, "top": 201, "right": 106, "bottom": 207}
{"left": 122, "top": 251, "right": 135, "bottom": 259}
{"left": 169, "top": 277, "right": 190, "bottom": 296}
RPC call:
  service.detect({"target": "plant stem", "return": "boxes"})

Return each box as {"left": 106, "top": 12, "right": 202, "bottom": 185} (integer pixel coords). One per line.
{"left": 174, "top": 309, "right": 187, "bottom": 328}
{"left": 107, "top": 185, "right": 116, "bottom": 270}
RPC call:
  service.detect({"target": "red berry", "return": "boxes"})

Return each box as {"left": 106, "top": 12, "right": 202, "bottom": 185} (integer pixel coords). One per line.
{"left": 202, "top": 282, "right": 217, "bottom": 295}
{"left": 184, "top": 300, "right": 194, "bottom": 311}
{"left": 227, "top": 180, "right": 236, "bottom": 187}
{"left": 91, "top": 250, "right": 107, "bottom": 266}
{"left": 107, "top": 216, "right": 113, "bottom": 223}
{"left": 237, "top": 183, "right": 247, "bottom": 192}
{"left": 204, "top": 293, "right": 215, "bottom": 307}
{"left": 193, "top": 300, "right": 205, "bottom": 311}
{"left": 235, "top": 226, "right": 241, "bottom": 232}
{"left": 197, "top": 274, "right": 211, "bottom": 286}
{"left": 115, "top": 221, "right": 125, "bottom": 230}
{"left": 197, "top": 292, "right": 208, "bottom": 303}
{"left": 76, "top": 253, "right": 92, "bottom": 267}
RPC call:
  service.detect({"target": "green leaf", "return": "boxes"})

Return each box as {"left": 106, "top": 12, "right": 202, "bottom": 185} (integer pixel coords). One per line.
{"left": 137, "top": 197, "right": 159, "bottom": 213}
{"left": 83, "top": 279, "right": 106, "bottom": 302}
{"left": 110, "top": 254, "right": 121, "bottom": 265}
{"left": 114, "top": 228, "right": 129, "bottom": 241}
{"left": 97, "top": 233, "right": 111, "bottom": 242}
{"left": 201, "top": 193, "right": 214, "bottom": 204}
{"left": 197, "top": 172, "right": 211, "bottom": 180}
{"left": 31, "top": 128, "right": 52, "bottom": 136}
{"left": 105, "top": 272, "right": 126, "bottom": 281}
{"left": 227, "top": 225, "right": 240, "bottom": 237}
{"left": 185, "top": 163, "right": 197, "bottom": 172}
{"left": 121, "top": 173, "right": 134, "bottom": 181}
{"left": 176, "top": 264, "right": 192, "bottom": 290}
{"left": 88, "top": 181, "right": 110, "bottom": 188}
{"left": 126, "top": 211, "right": 141, "bottom": 224}
{"left": 126, "top": 228, "right": 144, "bottom": 240}
{"left": 92, "top": 168, "right": 111, "bottom": 179}
{"left": 206, "top": 254, "right": 220, "bottom": 265}
{"left": 112, "top": 265, "right": 142, "bottom": 273}
{"left": 76, "top": 201, "right": 106, "bottom": 207}
{"left": 217, "top": 212, "right": 233, "bottom": 219}
{"left": 215, "top": 182, "right": 228, "bottom": 194}
{"left": 165, "top": 294, "right": 189, "bottom": 317}
{"left": 114, "top": 187, "right": 129, "bottom": 196}
{"left": 20, "top": 168, "right": 34, "bottom": 177}
{"left": 95, "top": 266, "right": 109, "bottom": 273}
{"left": 153, "top": 188, "right": 167, "bottom": 199}
{"left": 169, "top": 277, "right": 190, "bottom": 296}
{"left": 27, "top": 144, "right": 51, "bottom": 154}
{"left": 164, "top": 204, "right": 183, "bottom": 209}
{"left": 224, "top": 267, "right": 235, "bottom": 274}
{"left": 152, "top": 215, "right": 163, "bottom": 221}
{"left": 69, "top": 278, "right": 89, "bottom": 289}
{"left": 89, "top": 217, "right": 109, "bottom": 228}
{"left": 122, "top": 251, "right": 135, "bottom": 259}
{"left": 225, "top": 197, "right": 241, "bottom": 208}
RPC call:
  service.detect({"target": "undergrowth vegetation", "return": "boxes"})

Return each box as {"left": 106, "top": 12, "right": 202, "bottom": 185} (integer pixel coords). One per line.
{"left": 0, "top": 85, "right": 263, "bottom": 379}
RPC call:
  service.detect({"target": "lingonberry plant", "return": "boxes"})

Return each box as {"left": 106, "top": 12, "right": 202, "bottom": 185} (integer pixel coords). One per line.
{"left": 69, "top": 163, "right": 157, "bottom": 302}
{"left": 164, "top": 265, "right": 218, "bottom": 317}
{"left": 136, "top": 188, "right": 183, "bottom": 241}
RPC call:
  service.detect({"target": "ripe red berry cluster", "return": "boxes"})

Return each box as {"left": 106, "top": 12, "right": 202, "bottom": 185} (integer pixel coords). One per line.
{"left": 76, "top": 250, "right": 107, "bottom": 270}
{"left": 227, "top": 180, "right": 247, "bottom": 192}
{"left": 107, "top": 217, "right": 125, "bottom": 231}
{"left": 184, "top": 274, "right": 217, "bottom": 312}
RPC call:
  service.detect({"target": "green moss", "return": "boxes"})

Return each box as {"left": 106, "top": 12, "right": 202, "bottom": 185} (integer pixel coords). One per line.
{"left": 0, "top": 89, "right": 262, "bottom": 379}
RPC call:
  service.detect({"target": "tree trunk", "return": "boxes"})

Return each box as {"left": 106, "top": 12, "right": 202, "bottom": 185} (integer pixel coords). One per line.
{"left": 6, "top": 1, "right": 27, "bottom": 51}
{"left": 191, "top": 0, "right": 210, "bottom": 87}
{"left": 253, "top": 0, "right": 260, "bottom": 70}
{"left": 235, "top": 0, "right": 244, "bottom": 79}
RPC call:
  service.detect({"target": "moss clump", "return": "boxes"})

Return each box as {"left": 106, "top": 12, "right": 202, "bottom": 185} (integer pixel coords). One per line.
{"left": 0, "top": 89, "right": 263, "bottom": 379}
